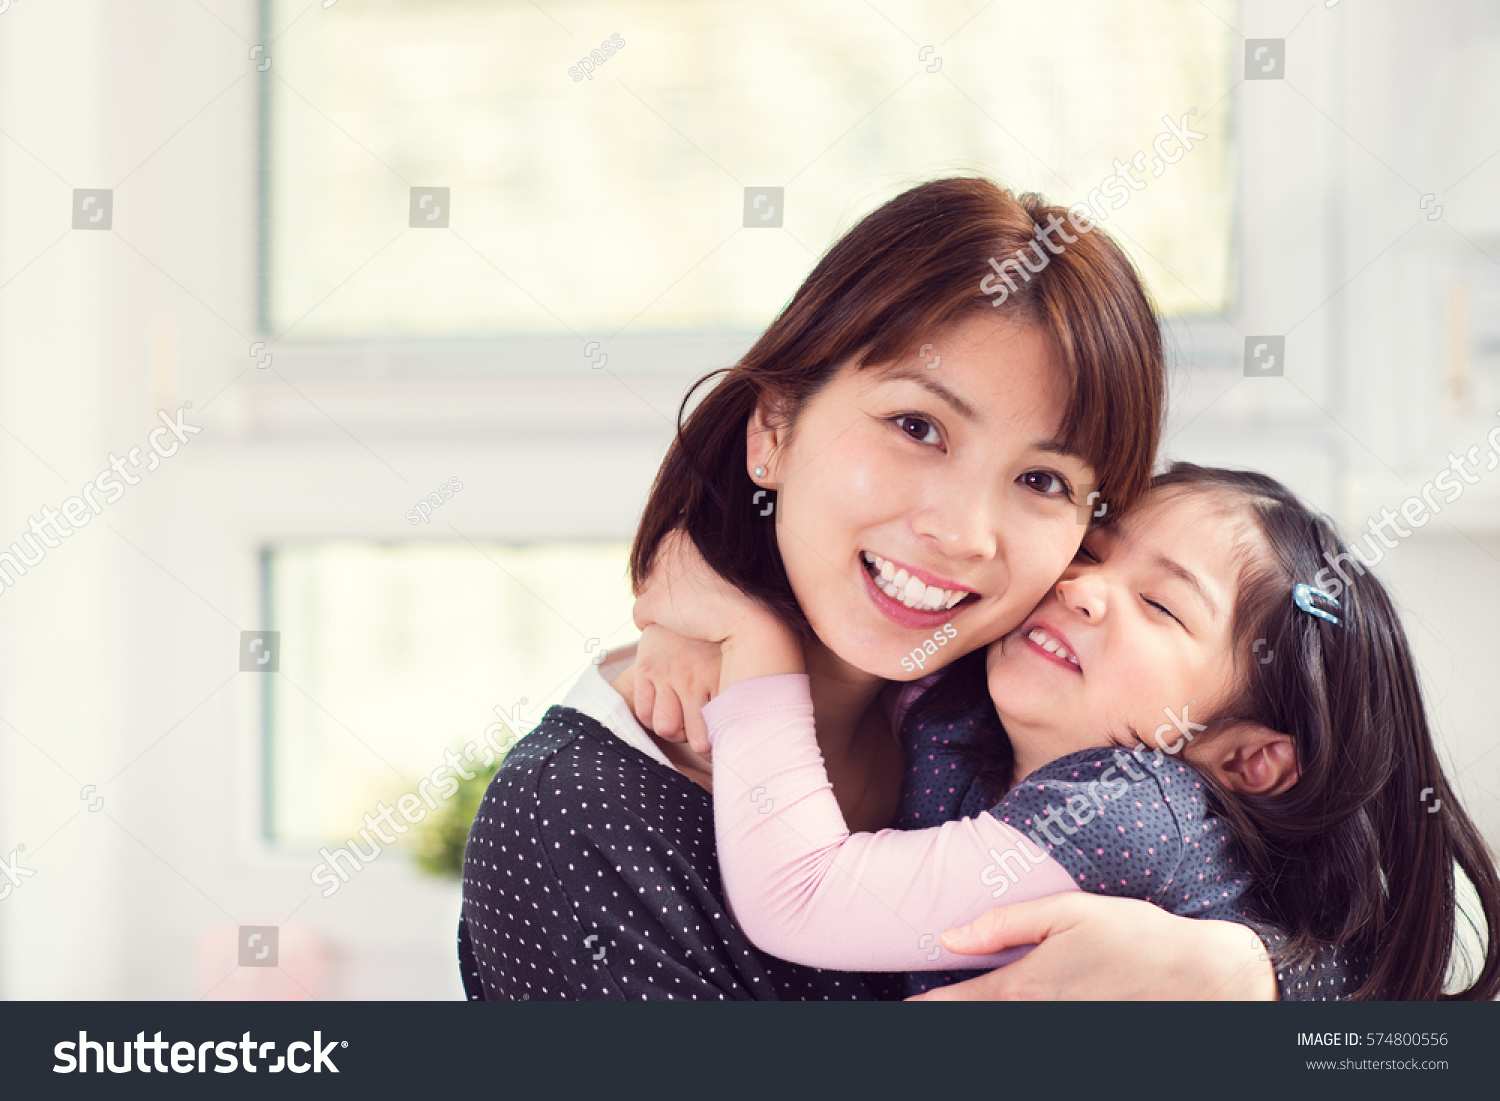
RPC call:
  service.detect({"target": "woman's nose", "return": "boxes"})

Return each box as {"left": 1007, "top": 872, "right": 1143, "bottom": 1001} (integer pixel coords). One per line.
{"left": 911, "top": 494, "right": 1001, "bottom": 562}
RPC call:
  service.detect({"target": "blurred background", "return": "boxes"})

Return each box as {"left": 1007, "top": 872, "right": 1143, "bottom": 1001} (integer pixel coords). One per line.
{"left": 0, "top": 0, "right": 1495, "bottom": 999}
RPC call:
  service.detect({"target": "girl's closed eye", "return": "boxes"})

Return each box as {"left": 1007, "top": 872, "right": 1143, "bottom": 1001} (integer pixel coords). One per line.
{"left": 1142, "top": 596, "right": 1183, "bottom": 625}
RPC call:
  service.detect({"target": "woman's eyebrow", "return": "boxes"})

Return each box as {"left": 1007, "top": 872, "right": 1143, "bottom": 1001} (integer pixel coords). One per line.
{"left": 874, "top": 363, "right": 980, "bottom": 421}
{"left": 873, "top": 363, "right": 1080, "bottom": 458}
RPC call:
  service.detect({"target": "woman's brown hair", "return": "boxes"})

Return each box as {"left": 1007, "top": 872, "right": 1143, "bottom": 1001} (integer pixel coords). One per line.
{"left": 629, "top": 176, "right": 1166, "bottom": 637}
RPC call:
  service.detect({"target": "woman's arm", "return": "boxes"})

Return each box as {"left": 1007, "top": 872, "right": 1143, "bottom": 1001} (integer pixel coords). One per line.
{"left": 706, "top": 671, "right": 1080, "bottom": 972}
{"left": 907, "top": 894, "right": 1281, "bottom": 1000}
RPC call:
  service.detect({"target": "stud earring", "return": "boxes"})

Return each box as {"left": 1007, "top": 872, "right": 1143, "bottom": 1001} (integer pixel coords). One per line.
{"left": 753, "top": 466, "right": 766, "bottom": 479}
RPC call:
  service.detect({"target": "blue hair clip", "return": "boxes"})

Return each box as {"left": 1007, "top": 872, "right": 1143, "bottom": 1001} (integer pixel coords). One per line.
{"left": 1292, "top": 582, "right": 1341, "bottom": 626}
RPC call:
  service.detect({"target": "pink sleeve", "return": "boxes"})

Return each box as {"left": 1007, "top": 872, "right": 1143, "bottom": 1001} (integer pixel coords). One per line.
{"left": 704, "top": 674, "right": 1080, "bottom": 973}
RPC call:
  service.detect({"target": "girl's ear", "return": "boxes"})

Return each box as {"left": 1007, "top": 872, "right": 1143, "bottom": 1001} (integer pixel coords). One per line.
{"left": 746, "top": 393, "right": 787, "bottom": 483}
{"left": 1189, "top": 722, "right": 1299, "bottom": 797}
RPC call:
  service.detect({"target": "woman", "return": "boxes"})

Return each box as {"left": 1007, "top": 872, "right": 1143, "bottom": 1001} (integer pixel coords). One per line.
{"left": 459, "top": 177, "right": 1360, "bottom": 999}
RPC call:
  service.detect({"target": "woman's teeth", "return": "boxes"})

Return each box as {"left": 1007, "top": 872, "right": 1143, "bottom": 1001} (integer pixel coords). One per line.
{"left": 862, "top": 552, "right": 969, "bottom": 611}
{"left": 1027, "top": 626, "right": 1079, "bottom": 667}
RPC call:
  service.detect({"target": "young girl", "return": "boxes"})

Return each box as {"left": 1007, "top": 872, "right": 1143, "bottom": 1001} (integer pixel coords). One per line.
{"left": 633, "top": 463, "right": 1500, "bottom": 999}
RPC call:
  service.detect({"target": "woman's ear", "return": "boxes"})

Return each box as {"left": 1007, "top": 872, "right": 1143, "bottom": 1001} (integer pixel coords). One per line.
{"left": 746, "top": 393, "right": 787, "bottom": 483}
{"left": 1187, "top": 722, "right": 1299, "bottom": 797}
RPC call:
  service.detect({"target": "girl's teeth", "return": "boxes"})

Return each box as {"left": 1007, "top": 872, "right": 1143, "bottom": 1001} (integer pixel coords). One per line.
{"left": 1026, "top": 626, "right": 1079, "bottom": 665}
{"left": 906, "top": 578, "right": 927, "bottom": 605}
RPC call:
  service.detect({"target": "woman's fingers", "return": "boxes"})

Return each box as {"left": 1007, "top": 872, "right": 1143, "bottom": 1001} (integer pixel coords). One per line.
{"left": 906, "top": 966, "right": 1029, "bottom": 1001}
{"left": 939, "top": 893, "right": 1073, "bottom": 955}
{"left": 911, "top": 893, "right": 1272, "bottom": 1001}
{"left": 903, "top": 896, "right": 1075, "bottom": 1000}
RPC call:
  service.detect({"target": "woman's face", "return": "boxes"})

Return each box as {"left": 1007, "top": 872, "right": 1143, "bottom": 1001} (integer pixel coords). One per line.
{"left": 752, "top": 310, "right": 1096, "bottom": 682}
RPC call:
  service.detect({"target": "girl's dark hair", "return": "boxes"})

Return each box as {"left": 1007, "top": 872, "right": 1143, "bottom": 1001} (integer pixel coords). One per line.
{"left": 918, "top": 461, "right": 1500, "bottom": 1000}
{"left": 1156, "top": 463, "right": 1500, "bottom": 1000}
{"left": 629, "top": 177, "right": 1165, "bottom": 636}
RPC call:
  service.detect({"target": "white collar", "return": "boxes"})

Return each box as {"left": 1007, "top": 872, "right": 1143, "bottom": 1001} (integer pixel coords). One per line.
{"left": 559, "top": 642, "right": 674, "bottom": 769}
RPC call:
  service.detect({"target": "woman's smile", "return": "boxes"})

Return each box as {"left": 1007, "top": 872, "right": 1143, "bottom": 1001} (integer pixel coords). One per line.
{"left": 859, "top": 555, "right": 972, "bottom": 630}
{"left": 860, "top": 551, "right": 977, "bottom": 608}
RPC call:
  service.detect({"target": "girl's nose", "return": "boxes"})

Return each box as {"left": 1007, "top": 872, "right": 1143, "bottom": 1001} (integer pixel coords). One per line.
{"left": 1055, "top": 573, "right": 1106, "bottom": 620}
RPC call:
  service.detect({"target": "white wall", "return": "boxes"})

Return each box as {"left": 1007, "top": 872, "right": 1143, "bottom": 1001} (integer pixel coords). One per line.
{"left": 0, "top": 0, "right": 1495, "bottom": 999}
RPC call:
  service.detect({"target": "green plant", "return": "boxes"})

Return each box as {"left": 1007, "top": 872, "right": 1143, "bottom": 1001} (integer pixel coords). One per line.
{"left": 408, "top": 758, "right": 501, "bottom": 878}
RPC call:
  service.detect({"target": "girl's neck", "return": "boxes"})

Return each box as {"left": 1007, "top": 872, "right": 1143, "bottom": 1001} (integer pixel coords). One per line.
{"left": 1001, "top": 718, "right": 1072, "bottom": 792}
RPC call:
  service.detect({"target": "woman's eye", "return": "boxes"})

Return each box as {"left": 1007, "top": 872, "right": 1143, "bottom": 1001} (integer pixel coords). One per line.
{"left": 894, "top": 415, "right": 941, "bottom": 446}
{"left": 1074, "top": 543, "right": 1099, "bottom": 564}
{"left": 1018, "top": 470, "right": 1072, "bottom": 498}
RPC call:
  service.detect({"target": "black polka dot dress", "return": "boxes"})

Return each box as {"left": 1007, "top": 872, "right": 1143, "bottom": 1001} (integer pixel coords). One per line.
{"left": 894, "top": 709, "right": 1371, "bottom": 1000}
{"left": 459, "top": 705, "right": 901, "bottom": 1001}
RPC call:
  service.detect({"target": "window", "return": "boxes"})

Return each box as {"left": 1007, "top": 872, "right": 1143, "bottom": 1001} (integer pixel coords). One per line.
{"left": 265, "top": 540, "right": 635, "bottom": 846}
{"left": 264, "top": 0, "right": 1235, "bottom": 339}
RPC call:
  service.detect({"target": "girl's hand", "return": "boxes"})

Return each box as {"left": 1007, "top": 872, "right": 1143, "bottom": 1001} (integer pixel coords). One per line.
{"left": 908, "top": 893, "right": 1279, "bottom": 1000}
{"left": 630, "top": 624, "right": 723, "bottom": 758}
{"left": 633, "top": 528, "right": 804, "bottom": 691}
{"left": 632, "top": 528, "right": 772, "bottom": 644}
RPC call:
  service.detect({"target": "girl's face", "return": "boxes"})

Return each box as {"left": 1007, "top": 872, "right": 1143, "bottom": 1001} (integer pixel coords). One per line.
{"left": 753, "top": 310, "right": 1096, "bottom": 682}
{"left": 986, "top": 488, "right": 1248, "bottom": 765}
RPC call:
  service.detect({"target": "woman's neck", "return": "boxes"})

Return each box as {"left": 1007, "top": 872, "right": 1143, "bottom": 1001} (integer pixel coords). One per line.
{"left": 800, "top": 636, "right": 902, "bottom": 831}
{"left": 801, "top": 636, "right": 886, "bottom": 763}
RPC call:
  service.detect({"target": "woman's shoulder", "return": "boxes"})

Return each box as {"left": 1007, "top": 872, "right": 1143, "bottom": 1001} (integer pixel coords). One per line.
{"left": 485, "top": 704, "right": 712, "bottom": 839}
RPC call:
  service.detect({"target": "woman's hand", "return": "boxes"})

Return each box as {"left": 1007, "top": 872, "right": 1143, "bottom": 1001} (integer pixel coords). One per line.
{"left": 630, "top": 624, "right": 723, "bottom": 757}
{"left": 907, "top": 893, "right": 1279, "bottom": 1000}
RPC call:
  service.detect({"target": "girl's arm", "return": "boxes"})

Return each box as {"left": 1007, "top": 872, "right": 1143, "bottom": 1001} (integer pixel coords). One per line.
{"left": 635, "top": 529, "right": 1082, "bottom": 971}
{"left": 705, "top": 669, "right": 1080, "bottom": 973}
{"left": 632, "top": 531, "right": 1294, "bottom": 997}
